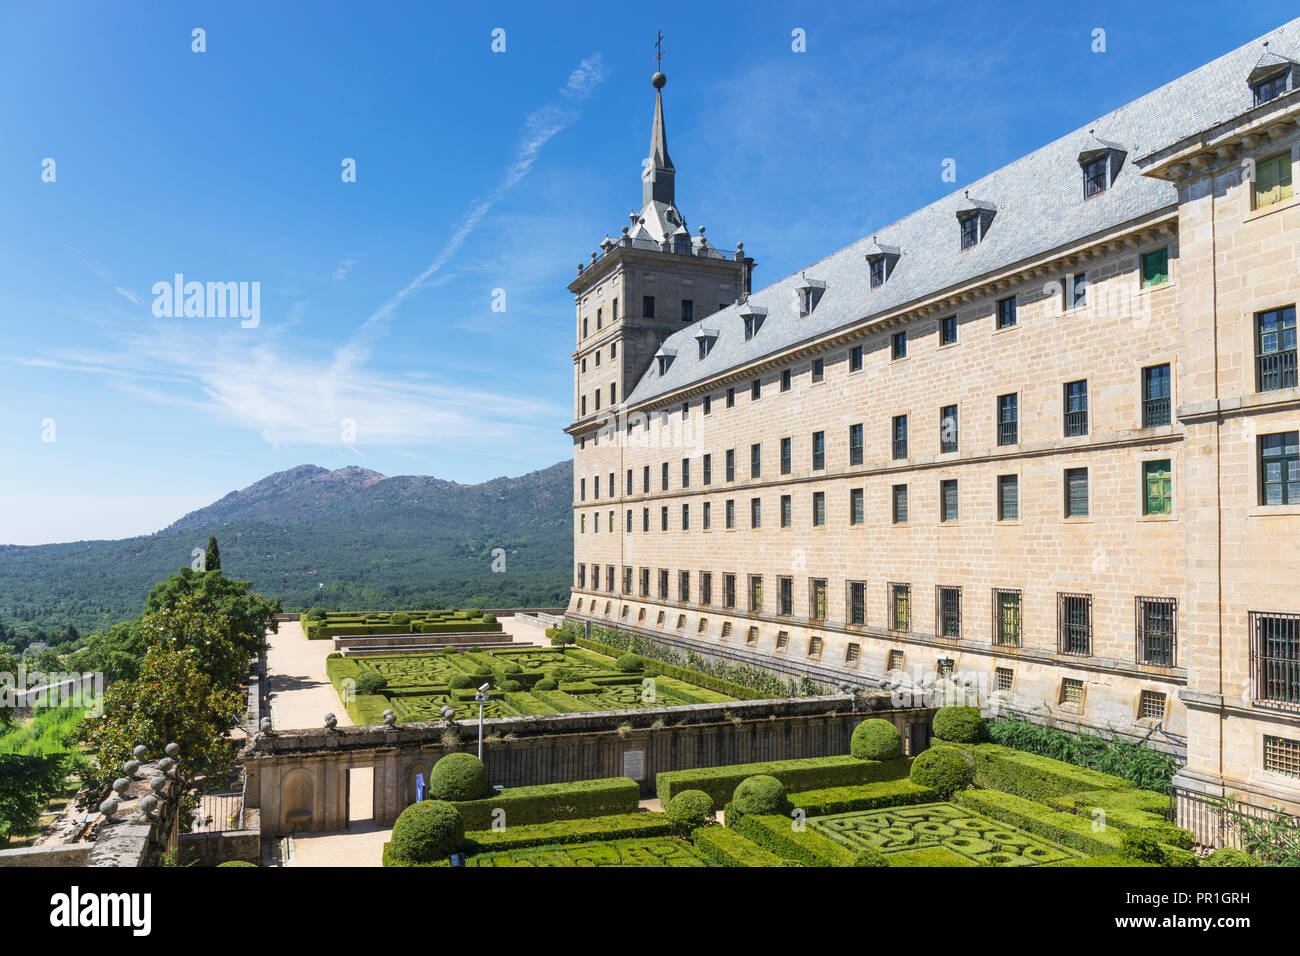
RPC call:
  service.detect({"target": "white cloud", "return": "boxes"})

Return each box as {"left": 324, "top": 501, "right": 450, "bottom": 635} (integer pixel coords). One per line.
{"left": 332, "top": 258, "right": 359, "bottom": 280}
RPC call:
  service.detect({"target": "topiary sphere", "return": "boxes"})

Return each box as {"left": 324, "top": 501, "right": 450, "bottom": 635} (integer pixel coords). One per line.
{"left": 389, "top": 800, "right": 465, "bottom": 863}
{"left": 1202, "top": 848, "right": 1262, "bottom": 867}
{"left": 666, "top": 790, "right": 716, "bottom": 829}
{"left": 448, "top": 675, "right": 472, "bottom": 689}
{"left": 217, "top": 860, "right": 257, "bottom": 867}
{"left": 909, "top": 748, "right": 975, "bottom": 798}
{"left": 614, "top": 654, "right": 643, "bottom": 673}
{"left": 852, "top": 847, "right": 889, "bottom": 867}
{"left": 731, "top": 775, "right": 790, "bottom": 815}
{"left": 932, "top": 706, "right": 985, "bottom": 743}
{"left": 850, "top": 718, "right": 903, "bottom": 761}
{"left": 354, "top": 671, "right": 388, "bottom": 696}
{"left": 482, "top": 613, "right": 497, "bottom": 624}
{"left": 500, "top": 680, "right": 522, "bottom": 692}
{"left": 533, "top": 678, "right": 558, "bottom": 691}
{"left": 428, "top": 753, "right": 488, "bottom": 802}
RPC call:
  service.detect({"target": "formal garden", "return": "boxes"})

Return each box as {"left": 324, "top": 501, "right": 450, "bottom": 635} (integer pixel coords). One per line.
{"left": 380, "top": 706, "right": 1274, "bottom": 868}
{"left": 300, "top": 607, "right": 505, "bottom": 640}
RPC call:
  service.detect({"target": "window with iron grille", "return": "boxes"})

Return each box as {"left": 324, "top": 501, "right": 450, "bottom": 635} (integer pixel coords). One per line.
{"left": 847, "top": 581, "right": 866, "bottom": 626}
{"left": 577, "top": 564, "right": 586, "bottom": 588}
{"left": 812, "top": 491, "right": 825, "bottom": 526}
{"left": 996, "top": 295, "right": 1017, "bottom": 329}
{"left": 938, "top": 658, "right": 955, "bottom": 679}
{"left": 778, "top": 577, "right": 794, "bottom": 616}
{"left": 849, "top": 345, "right": 864, "bottom": 371}
{"left": 1138, "top": 690, "right": 1166, "bottom": 720}
{"left": 677, "top": 614, "right": 686, "bottom": 629}
{"left": 623, "top": 566, "right": 633, "bottom": 594}
{"left": 936, "top": 586, "right": 961, "bottom": 638}
{"left": 1251, "top": 611, "right": 1300, "bottom": 710}
{"left": 1254, "top": 68, "right": 1292, "bottom": 106}
{"left": 723, "top": 573, "right": 736, "bottom": 608}
{"left": 780, "top": 437, "right": 792, "bottom": 474}
{"left": 959, "top": 213, "right": 979, "bottom": 249}
{"left": 1058, "top": 593, "right": 1093, "bottom": 656}
{"left": 1260, "top": 432, "right": 1300, "bottom": 505}
{"left": 1256, "top": 305, "right": 1297, "bottom": 392}
{"left": 658, "top": 568, "right": 669, "bottom": 599}
{"left": 749, "top": 575, "right": 763, "bottom": 612}
{"left": 810, "top": 579, "right": 828, "bottom": 621}
{"left": 812, "top": 431, "right": 825, "bottom": 470}
{"left": 780, "top": 494, "right": 792, "bottom": 527}
{"left": 720, "top": 621, "right": 731, "bottom": 639}
{"left": 725, "top": 499, "right": 735, "bottom": 529}
{"left": 1135, "top": 597, "right": 1176, "bottom": 666}
{"left": 725, "top": 449, "right": 735, "bottom": 482}
{"left": 807, "top": 636, "right": 823, "bottom": 659}
{"left": 812, "top": 357, "right": 825, "bottom": 383}
{"left": 640, "top": 567, "right": 650, "bottom": 597}
{"left": 1142, "top": 364, "right": 1171, "bottom": 426}
{"left": 892, "top": 415, "right": 908, "bottom": 460}
{"left": 1061, "top": 678, "right": 1085, "bottom": 705}
{"left": 940, "top": 479, "right": 959, "bottom": 522}
{"left": 1264, "top": 735, "right": 1300, "bottom": 778}
{"left": 781, "top": 369, "right": 791, "bottom": 392}
{"left": 1082, "top": 155, "right": 1108, "bottom": 197}
{"left": 993, "top": 588, "right": 1021, "bottom": 647}
{"left": 679, "top": 571, "right": 690, "bottom": 603}
{"left": 1064, "top": 380, "right": 1088, "bottom": 436}
{"left": 940, "top": 315, "right": 957, "bottom": 345}
{"left": 890, "top": 583, "right": 911, "bottom": 632}
{"left": 746, "top": 626, "right": 758, "bottom": 645}
{"left": 892, "top": 330, "right": 907, "bottom": 359}
{"left": 656, "top": 610, "right": 665, "bottom": 626}
{"left": 1065, "top": 468, "right": 1089, "bottom": 517}
{"left": 1140, "top": 248, "right": 1168, "bottom": 288}
{"left": 1255, "top": 150, "right": 1294, "bottom": 209}
{"left": 751, "top": 443, "right": 762, "bottom": 477}
{"left": 592, "top": 565, "right": 600, "bottom": 590}
{"left": 892, "top": 484, "right": 908, "bottom": 523}
{"left": 845, "top": 643, "right": 861, "bottom": 664}
{"left": 940, "top": 405, "right": 958, "bottom": 453}
{"left": 701, "top": 572, "right": 712, "bottom": 606}
{"left": 849, "top": 423, "right": 864, "bottom": 466}
{"left": 620, "top": 604, "right": 629, "bottom": 620}
{"left": 775, "top": 630, "right": 789, "bottom": 651}
{"left": 997, "top": 393, "right": 1018, "bottom": 445}
{"left": 751, "top": 497, "right": 762, "bottom": 528}
{"left": 994, "top": 667, "right": 1014, "bottom": 692}
{"left": 997, "top": 474, "right": 1019, "bottom": 521}
{"left": 887, "top": 649, "right": 905, "bottom": 671}
{"left": 850, "top": 488, "right": 864, "bottom": 525}
{"left": 1143, "top": 460, "right": 1172, "bottom": 515}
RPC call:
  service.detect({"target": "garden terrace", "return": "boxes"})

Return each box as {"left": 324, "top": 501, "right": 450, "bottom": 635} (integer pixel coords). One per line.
{"left": 300, "top": 608, "right": 505, "bottom": 641}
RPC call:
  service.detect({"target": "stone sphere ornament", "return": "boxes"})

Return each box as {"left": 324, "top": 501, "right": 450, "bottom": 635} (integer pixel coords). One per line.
{"left": 259, "top": 717, "right": 272, "bottom": 733}
{"left": 157, "top": 757, "right": 175, "bottom": 773}
{"left": 133, "top": 745, "right": 148, "bottom": 759}
{"left": 123, "top": 759, "right": 141, "bottom": 776}
{"left": 149, "top": 775, "right": 168, "bottom": 793}
{"left": 99, "top": 796, "right": 120, "bottom": 818}
{"left": 139, "top": 794, "right": 159, "bottom": 817}
{"left": 112, "top": 778, "right": 130, "bottom": 795}
{"left": 324, "top": 713, "right": 338, "bottom": 730}
{"left": 165, "top": 742, "right": 179, "bottom": 757}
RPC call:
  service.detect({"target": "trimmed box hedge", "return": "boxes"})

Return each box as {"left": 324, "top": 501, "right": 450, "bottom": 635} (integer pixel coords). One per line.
{"left": 787, "top": 778, "right": 938, "bottom": 816}
{"left": 657, "top": 755, "right": 912, "bottom": 808}
{"left": 692, "top": 826, "right": 791, "bottom": 867}
{"left": 729, "top": 813, "right": 857, "bottom": 867}
{"left": 575, "top": 637, "right": 766, "bottom": 700}
{"left": 462, "top": 813, "right": 675, "bottom": 853}
{"left": 954, "top": 789, "right": 1124, "bottom": 857}
{"left": 933, "top": 741, "right": 1135, "bottom": 802}
{"left": 449, "top": 776, "right": 640, "bottom": 830}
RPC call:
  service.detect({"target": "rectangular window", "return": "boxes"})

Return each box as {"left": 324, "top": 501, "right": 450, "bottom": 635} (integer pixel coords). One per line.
{"left": 847, "top": 581, "right": 866, "bottom": 626}
{"left": 726, "top": 387, "right": 735, "bottom": 408}
{"left": 849, "top": 345, "right": 864, "bottom": 371}
{"left": 993, "top": 589, "right": 1021, "bottom": 647}
{"left": 723, "top": 573, "right": 736, "bottom": 609}
{"left": 592, "top": 565, "right": 599, "bottom": 590}
{"left": 640, "top": 567, "right": 650, "bottom": 597}
{"left": 1058, "top": 593, "right": 1093, "bottom": 656}
{"left": 892, "top": 415, "right": 908, "bottom": 460}
{"left": 751, "top": 378, "right": 761, "bottom": 400}
{"left": 1082, "top": 155, "right": 1108, "bottom": 197}
{"left": 725, "top": 499, "right": 735, "bottom": 529}
{"left": 1142, "top": 364, "right": 1172, "bottom": 426}
{"left": 891, "top": 330, "right": 907, "bottom": 359}
{"left": 997, "top": 474, "right": 1019, "bottom": 521}
{"left": 780, "top": 494, "right": 792, "bottom": 528}
{"left": 1256, "top": 305, "right": 1297, "bottom": 392}
{"left": 890, "top": 584, "right": 911, "bottom": 632}
{"left": 725, "top": 449, "right": 735, "bottom": 482}
{"left": 1064, "top": 380, "right": 1088, "bottom": 436}
{"left": 997, "top": 393, "right": 1018, "bottom": 446}
{"left": 811, "top": 431, "right": 825, "bottom": 470}
{"left": 994, "top": 667, "right": 1014, "bottom": 692}
{"left": 960, "top": 213, "right": 979, "bottom": 249}
{"left": 748, "top": 575, "right": 763, "bottom": 613}
{"left": 781, "top": 369, "right": 791, "bottom": 392}
{"left": 850, "top": 488, "right": 864, "bottom": 525}
{"left": 746, "top": 626, "right": 758, "bottom": 645}
{"left": 810, "top": 579, "right": 827, "bottom": 621}
{"left": 750, "top": 443, "right": 762, "bottom": 478}
{"left": 1264, "top": 736, "right": 1300, "bottom": 778}
{"left": 681, "top": 299, "right": 694, "bottom": 323}
{"left": 1071, "top": 272, "right": 1087, "bottom": 309}
{"left": 703, "top": 501, "right": 711, "bottom": 530}
{"left": 887, "top": 649, "right": 905, "bottom": 672}
{"left": 658, "top": 569, "right": 669, "bottom": 599}
{"left": 811, "top": 358, "right": 825, "bottom": 383}
{"left": 996, "top": 295, "right": 1017, "bottom": 329}
{"left": 1254, "top": 150, "right": 1294, "bottom": 209}
{"left": 940, "top": 479, "right": 959, "bottom": 522}
{"left": 626, "top": 469, "right": 633, "bottom": 495}
{"left": 1143, "top": 460, "right": 1172, "bottom": 515}
{"left": 661, "top": 506, "right": 669, "bottom": 531}
{"left": 1251, "top": 612, "right": 1300, "bottom": 709}
{"left": 780, "top": 437, "right": 792, "bottom": 475}
{"left": 703, "top": 454, "right": 712, "bottom": 486}
{"left": 1140, "top": 248, "right": 1169, "bottom": 288}
{"left": 940, "top": 405, "right": 958, "bottom": 453}
{"left": 891, "top": 484, "right": 908, "bottom": 523}
{"left": 870, "top": 257, "right": 885, "bottom": 288}
{"left": 812, "top": 491, "right": 825, "bottom": 526}
{"left": 623, "top": 566, "right": 633, "bottom": 594}
{"left": 662, "top": 461, "right": 669, "bottom": 491}
{"left": 939, "top": 315, "right": 957, "bottom": 346}
{"left": 701, "top": 572, "right": 712, "bottom": 606}
{"left": 778, "top": 577, "right": 793, "bottom": 616}
{"left": 679, "top": 571, "right": 690, "bottom": 603}
{"left": 849, "top": 423, "right": 864, "bottom": 466}
{"left": 681, "top": 458, "right": 690, "bottom": 488}
{"left": 643, "top": 295, "right": 655, "bottom": 318}
{"left": 626, "top": 509, "right": 632, "bottom": 533}
{"left": 775, "top": 630, "right": 789, "bottom": 652}
{"left": 579, "top": 477, "right": 587, "bottom": 501}
{"left": 845, "top": 643, "right": 861, "bottom": 664}
{"left": 936, "top": 585, "right": 961, "bottom": 638}
{"left": 750, "top": 497, "right": 762, "bottom": 529}
{"left": 1260, "top": 432, "right": 1300, "bottom": 505}
{"left": 642, "top": 507, "right": 649, "bottom": 532}
{"left": 577, "top": 564, "right": 586, "bottom": 588}
{"left": 1135, "top": 597, "right": 1177, "bottom": 667}
{"left": 1065, "top": 467, "right": 1089, "bottom": 517}
{"left": 643, "top": 465, "right": 650, "bottom": 493}
{"left": 1061, "top": 678, "right": 1085, "bottom": 706}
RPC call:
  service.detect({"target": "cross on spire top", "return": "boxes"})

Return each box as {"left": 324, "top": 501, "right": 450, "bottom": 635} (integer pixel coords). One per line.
{"left": 655, "top": 30, "right": 664, "bottom": 70}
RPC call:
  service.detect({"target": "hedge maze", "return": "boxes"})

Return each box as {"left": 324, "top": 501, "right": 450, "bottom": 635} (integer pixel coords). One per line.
{"left": 463, "top": 836, "right": 710, "bottom": 868}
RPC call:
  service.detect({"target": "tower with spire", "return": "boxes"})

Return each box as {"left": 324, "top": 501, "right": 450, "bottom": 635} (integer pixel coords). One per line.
{"left": 567, "top": 61, "right": 755, "bottom": 430}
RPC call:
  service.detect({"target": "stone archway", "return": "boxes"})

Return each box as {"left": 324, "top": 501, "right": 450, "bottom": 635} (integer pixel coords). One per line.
{"left": 281, "top": 768, "right": 315, "bottom": 833}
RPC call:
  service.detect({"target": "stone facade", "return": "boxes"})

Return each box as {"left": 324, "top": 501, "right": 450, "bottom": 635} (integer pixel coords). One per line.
{"left": 567, "top": 32, "right": 1300, "bottom": 826}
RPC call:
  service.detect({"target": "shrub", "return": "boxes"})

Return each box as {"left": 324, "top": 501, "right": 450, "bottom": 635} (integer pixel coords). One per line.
{"left": 467, "top": 608, "right": 484, "bottom": 618}
{"left": 642, "top": 662, "right": 661, "bottom": 677}
{"left": 853, "top": 847, "right": 889, "bottom": 867}
{"left": 666, "top": 790, "right": 716, "bottom": 830}
{"left": 1202, "top": 848, "right": 1262, "bottom": 867}
{"left": 533, "top": 678, "right": 558, "bottom": 691}
{"left": 501, "top": 680, "right": 522, "bottom": 693}
{"left": 909, "top": 748, "right": 974, "bottom": 798}
{"left": 614, "top": 654, "right": 643, "bottom": 673}
{"left": 429, "top": 753, "right": 488, "bottom": 802}
{"left": 1120, "top": 828, "right": 1166, "bottom": 864}
{"left": 448, "top": 675, "right": 472, "bottom": 690}
{"left": 450, "top": 777, "right": 639, "bottom": 830}
{"left": 388, "top": 800, "right": 465, "bottom": 863}
{"left": 546, "top": 628, "right": 574, "bottom": 646}
{"left": 217, "top": 860, "right": 257, "bottom": 867}
{"left": 657, "top": 754, "right": 911, "bottom": 808}
{"left": 353, "top": 671, "right": 388, "bottom": 695}
{"left": 482, "top": 613, "right": 496, "bottom": 624}
{"left": 985, "top": 717, "right": 1180, "bottom": 793}
{"left": 692, "top": 826, "right": 789, "bottom": 867}
{"left": 732, "top": 775, "right": 790, "bottom": 816}
{"left": 850, "top": 719, "right": 903, "bottom": 761}
{"left": 502, "top": 661, "right": 522, "bottom": 674}
{"left": 305, "top": 608, "right": 326, "bottom": 620}
{"left": 390, "top": 612, "right": 411, "bottom": 626}
{"left": 730, "top": 813, "right": 856, "bottom": 866}
{"left": 933, "top": 706, "right": 985, "bottom": 743}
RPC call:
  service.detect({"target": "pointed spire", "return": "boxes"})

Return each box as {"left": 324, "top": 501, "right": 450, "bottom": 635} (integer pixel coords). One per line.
{"left": 642, "top": 71, "right": 675, "bottom": 206}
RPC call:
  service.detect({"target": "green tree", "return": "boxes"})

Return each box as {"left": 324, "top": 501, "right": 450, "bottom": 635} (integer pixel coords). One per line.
{"left": 204, "top": 536, "right": 221, "bottom": 573}
{"left": 68, "top": 620, "right": 150, "bottom": 684}
{"left": 145, "top": 567, "right": 280, "bottom": 659}
{"left": 135, "top": 595, "right": 245, "bottom": 691}
{"left": 0, "top": 753, "right": 70, "bottom": 847}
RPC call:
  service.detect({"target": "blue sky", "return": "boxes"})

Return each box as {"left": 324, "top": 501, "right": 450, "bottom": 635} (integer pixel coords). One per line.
{"left": 0, "top": 0, "right": 1294, "bottom": 544}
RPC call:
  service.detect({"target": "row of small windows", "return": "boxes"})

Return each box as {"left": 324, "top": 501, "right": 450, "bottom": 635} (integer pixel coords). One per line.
{"left": 581, "top": 296, "right": 733, "bottom": 340}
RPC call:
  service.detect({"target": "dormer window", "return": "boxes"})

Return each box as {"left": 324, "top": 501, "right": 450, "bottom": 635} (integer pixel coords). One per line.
{"left": 1253, "top": 66, "right": 1292, "bottom": 106}
{"left": 694, "top": 328, "right": 719, "bottom": 360}
{"left": 801, "top": 289, "right": 814, "bottom": 315}
{"left": 864, "top": 241, "right": 900, "bottom": 289}
{"left": 794, "top": 278, "right": 826, "bottom": 317}
{"left": 739, "top": 304, "right": 767, "bottom": 341}
{"left": 869, "top": 259, "right": 885, "bottom": 288}
{"left": 1077, "top": 137, "right": 1126, "bottom": 198}
{"left": 655, "top": 347, "right": 677, "bottom": 376}
{"left": 956, "top": 196, "right": 996, "bottom": 250}
{"left": 959, "top": 213, "right": 980, "bottom": 249}
{"left": 1082, "top": 155, "right": 1108, "bottom": 196}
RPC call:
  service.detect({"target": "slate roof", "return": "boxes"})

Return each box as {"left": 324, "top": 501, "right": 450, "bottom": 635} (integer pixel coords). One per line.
{"left": 622, "top": 18, "right": 1300, "bottom": 409}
